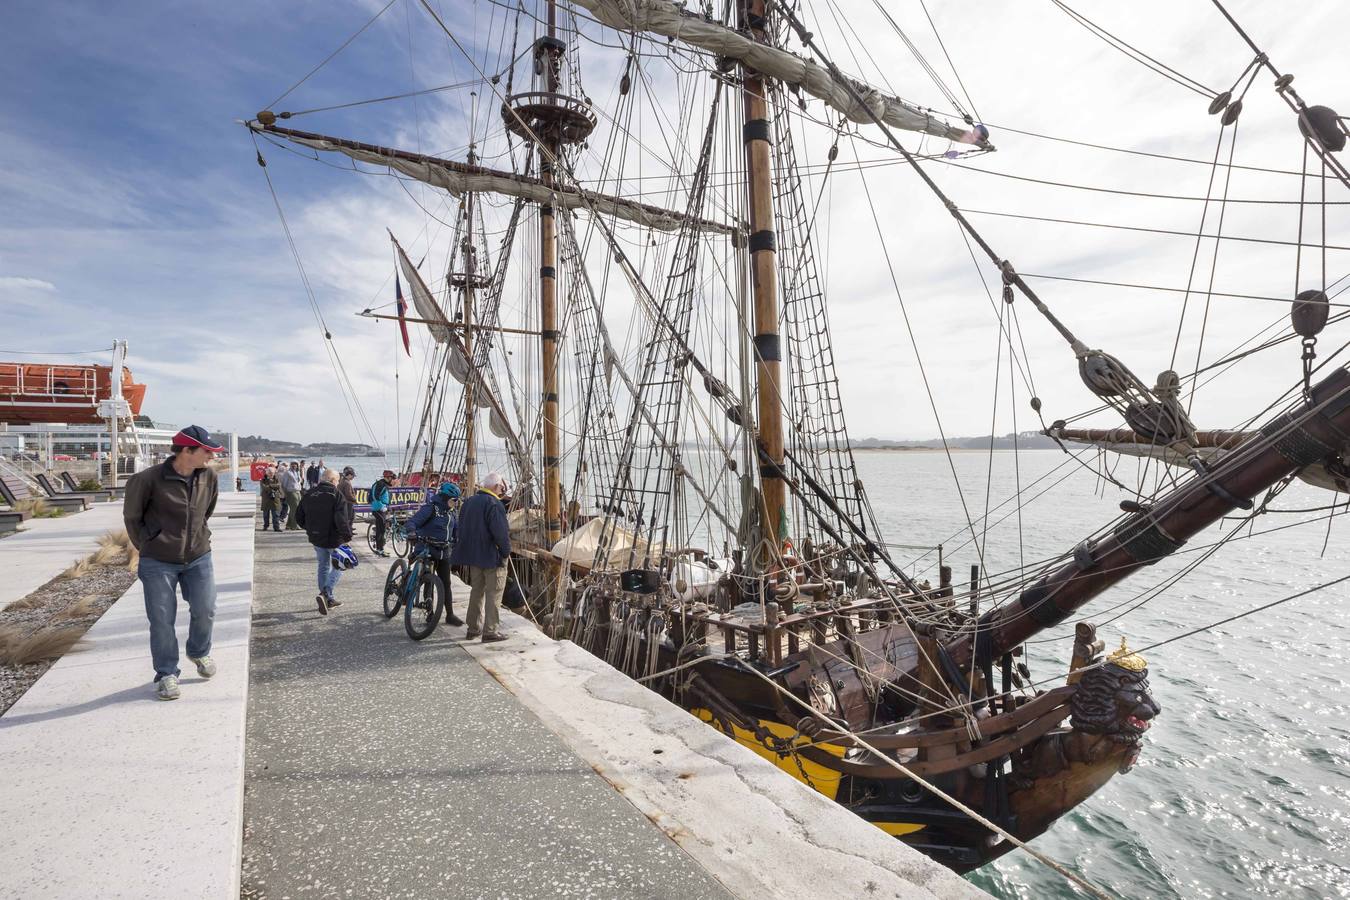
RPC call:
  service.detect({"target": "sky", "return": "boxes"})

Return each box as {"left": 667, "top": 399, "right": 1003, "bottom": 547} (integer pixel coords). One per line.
{"left": 2, "top": 0, "right": 1347, "bottom": 447}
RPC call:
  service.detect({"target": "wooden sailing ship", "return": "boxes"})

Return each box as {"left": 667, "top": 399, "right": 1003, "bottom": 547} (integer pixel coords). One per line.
{"left": 248, "top": 0, "right": 1349, "bottom": 875}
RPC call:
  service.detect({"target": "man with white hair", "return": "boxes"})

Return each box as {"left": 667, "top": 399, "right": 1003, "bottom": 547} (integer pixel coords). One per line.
{"left": 449, "top": 471, "right": 511, "bottom": 642}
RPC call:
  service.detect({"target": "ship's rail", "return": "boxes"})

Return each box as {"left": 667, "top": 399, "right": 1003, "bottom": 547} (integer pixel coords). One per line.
{"left": 0, "top": 363, "right": 99, "bottom": 409}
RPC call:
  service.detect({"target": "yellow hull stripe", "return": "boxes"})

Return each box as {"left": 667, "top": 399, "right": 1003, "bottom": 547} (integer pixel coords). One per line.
{"left": 690, "top": 709, "right": 925, "bottom": 836}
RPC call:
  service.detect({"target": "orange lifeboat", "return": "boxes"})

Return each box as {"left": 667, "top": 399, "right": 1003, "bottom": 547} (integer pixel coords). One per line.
{"left": 0, "top": 363, "right": 147, "bottom": 424}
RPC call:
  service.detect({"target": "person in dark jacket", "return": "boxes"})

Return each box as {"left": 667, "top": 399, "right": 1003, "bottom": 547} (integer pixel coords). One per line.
{"left": 449, "top": 472, "right": 511, "bottom": 642}
{"left": 305, "top": 460, "right": 321, "bottom": 491}
{"left": 259, "top": 466, "right": 284, "bottom": 532}
{"left": 297, "top": 469, "right": 353, "bottom": 616}
{"left": 123, "top": 425, "right": 222, "bottom": 700}
{"left": 338, "top": 466, "right": 358, "bottom": 528}
{"left": 406, "top": 481, "right": 465, "bottom": 627}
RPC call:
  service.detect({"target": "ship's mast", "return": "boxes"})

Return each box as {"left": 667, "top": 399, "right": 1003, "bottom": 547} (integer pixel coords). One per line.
{"left": 539, "top": 0, "right": 564, "bottom": 544}
{"left": 741, "top": 0, "right": 787, "bottom": 547}
{"left": 462, "top": 137, "right": 479, "bottom": 494}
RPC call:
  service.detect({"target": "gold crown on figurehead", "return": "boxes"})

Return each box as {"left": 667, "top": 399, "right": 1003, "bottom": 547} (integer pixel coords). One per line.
{"left": 1106, "top": 637, "right": 1147, "bottom": 672}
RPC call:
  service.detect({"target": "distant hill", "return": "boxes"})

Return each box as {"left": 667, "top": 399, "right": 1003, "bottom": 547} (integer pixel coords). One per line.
{"left": 852, "top": 431, "right": 1059, "bottom": 450}
{"left": 238, "top": 435, "right": 382, "bottom": 457}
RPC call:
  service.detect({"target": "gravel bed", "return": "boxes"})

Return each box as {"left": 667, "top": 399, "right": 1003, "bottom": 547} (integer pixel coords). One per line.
{"left": 0, "top": 564, "right": 137, "bottom": 716}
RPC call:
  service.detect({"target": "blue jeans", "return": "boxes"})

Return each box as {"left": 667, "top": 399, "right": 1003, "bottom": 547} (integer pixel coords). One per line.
{"left": 314, "top": 546, "right": 341, "bottom": 597}
{"left": 139, "top": 552, "right": 216, "bottom": 681}
{"left": 262, "top": 505, "right": 280, "bottom": 530}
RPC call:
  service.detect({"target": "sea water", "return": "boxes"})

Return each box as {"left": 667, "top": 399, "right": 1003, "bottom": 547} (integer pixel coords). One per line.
{"left": 241, "top": 450, "right": 1350, "bottom": 897}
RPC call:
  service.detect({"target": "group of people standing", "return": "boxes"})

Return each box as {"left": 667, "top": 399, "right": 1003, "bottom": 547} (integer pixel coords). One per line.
{"left": 120, "top": 425, "right": 518, "bottom": 700}
{"left": 258, "top": 459, "right": 345, "bottom": 532}
{"left": 259, "top": 460, "right": 513, "bottom": 640}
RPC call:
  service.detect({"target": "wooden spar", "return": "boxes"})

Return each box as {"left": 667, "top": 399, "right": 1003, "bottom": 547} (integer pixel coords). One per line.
{"left": 463, "top": 144, "right": 478, "bottom": 494}
{"left": 1054, "top": 428, "right": 1250, "bottom": 449}
{"left": 742, "top": 0, "right": 787, "bottom": 547}
{"left": 946, "top": 368, "right": 1350, "bottom": 670}
{"left": 356, "top": 311, "right": 541, "bottom": 337}
{"left": 540, "top": 0, "right": 564, "bottom": 546}
{"left": 249, "top": 122, "right": 736, "bottom": 235}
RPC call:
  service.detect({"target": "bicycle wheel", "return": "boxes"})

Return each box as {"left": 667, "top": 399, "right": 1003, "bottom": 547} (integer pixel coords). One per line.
{"left": 391, "top": 524, "right": 409, "bottom": 559}
{"left": 366, "top": 521, "right": 379, "bottom": 555}
{"left": 382, "top": 558, "right": 408, "bottom": 618}
{"left": 404, "top": 567, "right": 445, "bottom": 641}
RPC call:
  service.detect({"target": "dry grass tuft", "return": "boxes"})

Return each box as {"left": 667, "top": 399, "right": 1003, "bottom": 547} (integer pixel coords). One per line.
{"left": 15, "top": 498, "right": 62, "bottom": 519}
{"left": 3, "top": 595, "right": 44, "bottom": 612}
{"left": 55, "top": 594, "right": 102, "bottom": 621}
{"left": 59, "top": 556, "right": 94, "bottom": 581}
{"left": 0, "top": 624, "right": 89, "bottom": 666}
{"left": 96, "top": 530, "right": 139, "bottom": 571}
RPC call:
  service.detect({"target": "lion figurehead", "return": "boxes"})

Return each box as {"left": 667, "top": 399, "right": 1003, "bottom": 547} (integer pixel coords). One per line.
{"left": 1069, "top": 640, "right": 1161, "bottom": 770}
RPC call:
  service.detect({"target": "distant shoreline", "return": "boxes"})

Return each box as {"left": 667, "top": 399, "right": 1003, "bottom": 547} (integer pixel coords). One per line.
{"left": 851, "top": 446, "right": 1048, "bottom": 452}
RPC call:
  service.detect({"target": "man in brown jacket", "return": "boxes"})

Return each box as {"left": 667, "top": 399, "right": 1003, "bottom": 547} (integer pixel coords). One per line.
{"left": 123, "top": 425, "right": 221, "bottom": 700}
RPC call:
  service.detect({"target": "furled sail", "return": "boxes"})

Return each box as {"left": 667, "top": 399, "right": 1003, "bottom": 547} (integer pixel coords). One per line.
{"left": 1053, "top": 427, "right": 1350, "bottom": 493}
{"left": 391, "top": 233, "right": 453, "bottom": 343}
{"left": 252, "top": 122, "right": 737, "bottom": 235}
{"left": 569, "top": 0, "right": 981, "bottom": 144}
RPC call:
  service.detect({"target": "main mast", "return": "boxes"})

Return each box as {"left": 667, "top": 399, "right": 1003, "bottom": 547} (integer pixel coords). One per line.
{"left": 462, "top": 137, "right": 479, "bottom": 493}
{"left": 741, "top": 0, "right": 787, "bottom": 547}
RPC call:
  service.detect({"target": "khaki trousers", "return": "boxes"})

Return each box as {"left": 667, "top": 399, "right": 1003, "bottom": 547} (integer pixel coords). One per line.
{"left": 466, "top": 564, "right": 506, "bottom": 636}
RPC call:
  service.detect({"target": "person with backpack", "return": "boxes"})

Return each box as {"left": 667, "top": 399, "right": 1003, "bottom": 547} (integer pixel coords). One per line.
{"left": 297, "top": 469, "right": 353, "bottom": 616}
{"left": 449, "top": 472, "right": 511, "bottom": 643}
{"left": 259, "top": 465, "right": 284, "bottom": 532}
{"left": 405, "top": 481, "right": 466, "bottom": 627}
{"left": 369, "top": 469, "right": 396, "bottom": 557}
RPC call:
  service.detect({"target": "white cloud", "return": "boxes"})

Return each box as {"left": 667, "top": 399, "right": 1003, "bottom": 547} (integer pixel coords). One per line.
{"left": 0, "top": 277, "right": 56, "bottom": 292}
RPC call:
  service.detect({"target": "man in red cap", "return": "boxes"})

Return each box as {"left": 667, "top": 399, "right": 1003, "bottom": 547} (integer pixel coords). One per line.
{"left": 123, "top": 425, "right": 222, "bottom": 700}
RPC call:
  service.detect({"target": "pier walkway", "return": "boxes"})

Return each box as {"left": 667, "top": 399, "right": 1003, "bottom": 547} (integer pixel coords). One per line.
{"left": 245, "top": 530, "right": 982, "bottom": 899}
{"left": 244, "top": 531, "right": 734, "bottom": 899}
{"left": 0, "top": 492, "right": 256, "bottom": 899}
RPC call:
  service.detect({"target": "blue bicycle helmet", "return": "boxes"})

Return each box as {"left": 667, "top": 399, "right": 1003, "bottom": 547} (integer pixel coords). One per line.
{"left": 330, "top": 545, "right": 359, "bottom": 571}
{"left": 438, "top": 481, "right": 462, "bottom": 500}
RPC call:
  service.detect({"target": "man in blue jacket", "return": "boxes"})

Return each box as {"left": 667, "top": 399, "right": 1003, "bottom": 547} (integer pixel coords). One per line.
{"left": 405, "top": 481, "right": 465, "bottom": 627}
{"left": 449, "top": 472, "right": 511, "bottom": 642}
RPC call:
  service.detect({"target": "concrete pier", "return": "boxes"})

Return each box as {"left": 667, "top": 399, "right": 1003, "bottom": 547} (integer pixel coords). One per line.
{"left": 244, "top": 530, "right": 984, "bottom": 899}
{"left": 0, "top": 492, "right": 256, "bottom": 900}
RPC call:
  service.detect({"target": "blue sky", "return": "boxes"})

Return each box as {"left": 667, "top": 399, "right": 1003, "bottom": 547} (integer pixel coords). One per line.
{"left": 3, "top": 1, "right": 1347, "bottom": 447}
{"left": 0, "top": 1, "right": 464, "bottom": 445}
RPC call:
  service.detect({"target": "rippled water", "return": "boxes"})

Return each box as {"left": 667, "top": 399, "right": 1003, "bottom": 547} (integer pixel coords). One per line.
{"left": 849, "top": 450, "right": 1350, "bottom": 900}
{"left": 249, "top": 449, "right": 1350, "bottom": 897}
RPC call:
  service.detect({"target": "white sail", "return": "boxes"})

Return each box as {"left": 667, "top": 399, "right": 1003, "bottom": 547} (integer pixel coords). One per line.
{"left": 391, "top": 235, "right": 453, "bottom": 344}
{"left": 571, "top": 0, "right": 978, "bottom": 143}
{"left": 256, "top": 124, "right": 736, "bottom": 235}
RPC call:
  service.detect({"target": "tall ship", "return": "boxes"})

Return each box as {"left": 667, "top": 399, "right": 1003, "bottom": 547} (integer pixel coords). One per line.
{"left": 246, "top": 0, "right": 1348, "bottom": 881}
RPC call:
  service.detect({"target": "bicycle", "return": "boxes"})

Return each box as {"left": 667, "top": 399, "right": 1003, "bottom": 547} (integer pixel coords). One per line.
{"left": 366, "top": 508, "right": 409, "bottom": 558}
{"left": 382, "top": 538, "right": 447, "bottom": 641}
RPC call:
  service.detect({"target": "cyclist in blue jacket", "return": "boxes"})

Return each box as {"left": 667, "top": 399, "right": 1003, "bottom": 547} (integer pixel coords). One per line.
{"left": 405, "top": 481, "right": 464, "bottom": 627}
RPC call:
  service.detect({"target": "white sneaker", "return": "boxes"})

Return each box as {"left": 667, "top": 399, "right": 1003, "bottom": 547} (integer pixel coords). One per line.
{"left": 188, "top": 655, "right": 217, "bottom": 678}
{"left": 157, "top": 675, "right": 181, "bottom": 701}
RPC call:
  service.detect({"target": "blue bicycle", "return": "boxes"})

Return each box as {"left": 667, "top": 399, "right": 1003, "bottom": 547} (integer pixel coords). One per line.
{"left": 382, "top": 538, "right": 448, "bottom": 641}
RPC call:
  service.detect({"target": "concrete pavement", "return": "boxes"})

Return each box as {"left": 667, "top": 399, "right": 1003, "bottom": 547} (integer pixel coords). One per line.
{"left": 0, "top": 500, "right": 126, "bottom": 609}
{"left": 0, "top": 491, "right": 256, "bottom": 900}
{"left": 243, "top": 529, "right": 733, "bottom": 900}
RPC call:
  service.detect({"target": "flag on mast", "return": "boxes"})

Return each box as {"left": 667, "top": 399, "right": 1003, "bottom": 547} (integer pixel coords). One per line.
{"left": 395, "top": 271, "right": 411, "bottom": 356}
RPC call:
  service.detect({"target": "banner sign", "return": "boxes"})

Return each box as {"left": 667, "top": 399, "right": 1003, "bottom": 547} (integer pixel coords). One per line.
{"left": 352, "top": 485, "right": 428, "bottom": 515}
